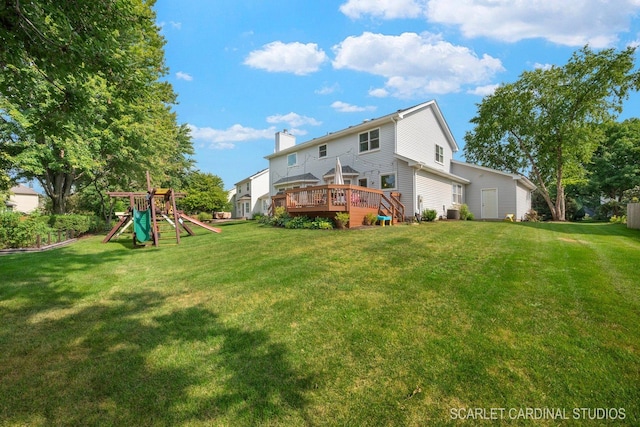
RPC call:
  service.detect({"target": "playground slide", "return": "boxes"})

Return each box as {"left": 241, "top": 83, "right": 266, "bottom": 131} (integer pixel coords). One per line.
{"left": 180, "top": 214, "right": 222, "bottom": 233}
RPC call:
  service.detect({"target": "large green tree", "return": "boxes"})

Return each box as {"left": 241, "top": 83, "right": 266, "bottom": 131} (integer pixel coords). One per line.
{"left": 0, "top": 0, "right": 193, "bottom": 213}
{"left": 464, "top": 46, "right": 640, "bottom": 221}
{"left": 587, "top": 118, "right": 640, "bottom": 202}
{"left": 178, "top": 171, "right": 230, "bottom": 214}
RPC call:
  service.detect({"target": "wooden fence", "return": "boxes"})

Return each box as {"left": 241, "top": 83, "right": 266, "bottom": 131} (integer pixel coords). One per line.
{"left": 628, "top": 203, "right": 640, "bottom": 229}
{"left": 0, "top": 230, "right": 77, "bottom": 254}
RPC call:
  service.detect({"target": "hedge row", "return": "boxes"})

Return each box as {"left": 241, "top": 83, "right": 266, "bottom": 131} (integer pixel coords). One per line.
{"left": 0, "top": 212, "right": 104, "bottom": 249}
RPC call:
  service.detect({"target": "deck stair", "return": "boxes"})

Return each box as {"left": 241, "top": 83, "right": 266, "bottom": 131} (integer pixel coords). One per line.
{"left": 379, "top": 192, "right": 405, "bottom": 224}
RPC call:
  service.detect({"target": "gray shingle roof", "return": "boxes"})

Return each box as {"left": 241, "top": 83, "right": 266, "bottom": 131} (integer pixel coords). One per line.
{"left": 273, "top": 173, "right": 319, "bottom": 185}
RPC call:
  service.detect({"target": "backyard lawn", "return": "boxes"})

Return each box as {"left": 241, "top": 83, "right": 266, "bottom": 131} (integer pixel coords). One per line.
{"left": 0, "top": 220, "right": 638, "bottom": 426}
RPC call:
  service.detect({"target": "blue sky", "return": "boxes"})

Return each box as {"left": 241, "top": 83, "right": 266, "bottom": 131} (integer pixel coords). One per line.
{"left": 154, "top": 0, "right": 640, "bottom": 190}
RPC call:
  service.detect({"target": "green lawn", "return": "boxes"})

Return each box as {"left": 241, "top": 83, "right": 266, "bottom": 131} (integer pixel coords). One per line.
{"left": 0, "top": 221, "right": 638, "bottom": 426}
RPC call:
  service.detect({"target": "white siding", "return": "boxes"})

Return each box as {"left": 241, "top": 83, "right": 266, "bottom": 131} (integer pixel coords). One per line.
{"left": 395, "top": 160, "right": 414, "bottom": 214}
{"left": 8, "top": 193, "right": 39, "bottom": 213}
{"left": 234, "top": 169, "right": 269, "bottom": 219}
{"left": 269, "top": 121, "right": 398, "bottom": 195}
{"left": 415, "top": 170, "right": 452, "bottom": 219}
{"left": 250, "top": 171, "right": 270, "bottom": 216}
{"left": 451, "top": 162, "right": 519, "bottom": 220}
{"left": 515, "top": 182, "right": 532, "bottom": 221}
{"left": 396, "top": 105, "right": 454, "bottom": 173}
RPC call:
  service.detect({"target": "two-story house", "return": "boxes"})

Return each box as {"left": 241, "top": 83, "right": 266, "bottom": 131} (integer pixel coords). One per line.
{"left": 5, "top": 184, "right": 40, "bottom": 213}
{"left": 265, "top": 100, "right": 535, "bottom": 224}
{"left": 232, "top": 168, "right": 270, "bottom": 219}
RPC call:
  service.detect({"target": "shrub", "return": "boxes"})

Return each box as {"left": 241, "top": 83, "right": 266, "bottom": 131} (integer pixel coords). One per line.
{"left": 597, "top": 201, "right": 626, "bottom": 220}
{"left": 311, "top": 217, "right": 333, "bottom": 229}
{"left": 285, "top": 216, "right": 312, "bottom": 229}
{"left": 334, "top": 212, "right": 350, "bottom": 228}
{"left": 459, "top": 204, "right": 473, "bottom": 220}
{"left": 197, "top": 211, "right": 213, "bottom": 222}
{"left": 272, "top": 206, "right": 291, "bottom": 227}
{"left": 48, "top": 214, "right": 102, "bottom": 234}
{"left": 0, "top": 212, "right": 52, "bottom": 249}
{"left": 363, "top": 212, "right": 378, "bottom": 226}
{"left": 524, "top": 209, "right": 539, "bottom": 222}
{"left": 622, "top": 185, "right": 640, "bottom": 204}
{"left": 610, "top": 215, "right": 627, "bottom": 224}
{"left": 421, "top": 209, "right": 437, "bottom": 222}
{"left": 258, "top": 214, "right": 272, "bottom": 225}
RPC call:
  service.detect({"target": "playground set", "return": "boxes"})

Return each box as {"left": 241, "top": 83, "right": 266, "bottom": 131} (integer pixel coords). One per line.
{"left": 102, "top": 173, "right": 221, "bottom": 247}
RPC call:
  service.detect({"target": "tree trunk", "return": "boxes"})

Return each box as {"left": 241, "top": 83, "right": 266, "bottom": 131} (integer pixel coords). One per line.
{"left": 555, "top": 184, "right": 566, "bottom": 221}
{"left": 42, "top": 170, "right": 75, "bottom": 214}
{"left": 553, "top": 147, "right": 566, "bottom": 221}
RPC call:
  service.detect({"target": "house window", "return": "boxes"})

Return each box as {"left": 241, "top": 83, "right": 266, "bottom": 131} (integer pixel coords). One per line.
{"left": 358, "top": 178, "right": 367, "bottom": 187}
{"left": 435, "top": 144, "right": 444, "bottom": 164}
{"left": 287, "top": 153, "right": 297, "bottom": 167}
{"left": 359, "top": 129, "right": 380, "bottom": 153}
{"left": 380, "top": 173, "right": 396, "bottom": 190}
{"left": 319, "top": 144, "right": 327, "bottom": 158}
{"left": 452, "top": 184, "right": 463, "bottom": 204}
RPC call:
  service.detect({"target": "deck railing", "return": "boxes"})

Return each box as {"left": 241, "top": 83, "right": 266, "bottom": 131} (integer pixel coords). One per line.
{"left": 282, "top": 185, "right": 383, "bottom": 212}
{"left": 268, "top": 185, "right": 405, "bottom": 226}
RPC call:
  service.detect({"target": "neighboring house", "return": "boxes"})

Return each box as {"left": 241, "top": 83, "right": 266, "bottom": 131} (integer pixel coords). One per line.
{"left": 265, "top": 100, "right": 535, "bottom": 221}
{"left": 6, "top": 184, "right": 40, "bottom": 213}
{"left": 233, "top": 168, "right": 270, "bottom": 219}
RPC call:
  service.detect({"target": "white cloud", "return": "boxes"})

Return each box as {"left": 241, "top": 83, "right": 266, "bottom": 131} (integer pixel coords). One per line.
{"left": 339, "top": 1, "right": 640, "bottom": 48}
{"left": 176, "top": 71, "right": 193, "bottom": 81}
{"left": 331, "top": 101, "right": 377, "bottom": 113}
{"left": 244, "top": 41, "right": 328, "bottom": 75}
{"left": 467, "top": 84, "right": 500, "bottom": 96}
{"left": 266, "top": 112, "right": 322, "bottom": 127}
{"left": 332, "top": 32, "right": 504, "bottom": 98}
{"left": 533, "top": 63, "right": 553, "bottom": 71}
{"left": 315, "top": 83, "right": 341, "bottom": 95}
{"left": 188, "top": 124, "right": 276, "bottom": 150}
{"left": 340, "top": 0, "right": 427, "bottom": 19}
{"left": 368, "top": 88, "right": 389, "bottom": 98}
{"left": 426, "top": 0, "right": 640, "bottom": 48}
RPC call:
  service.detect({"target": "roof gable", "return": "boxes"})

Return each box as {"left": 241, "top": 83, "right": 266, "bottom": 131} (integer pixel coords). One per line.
{"left": 10, "top": 184, "right": 39, "bottom": 196}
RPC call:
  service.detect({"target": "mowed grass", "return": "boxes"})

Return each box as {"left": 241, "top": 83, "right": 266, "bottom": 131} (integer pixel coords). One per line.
{"left": 0, "top": 221, "right": 638, "bottom": 426}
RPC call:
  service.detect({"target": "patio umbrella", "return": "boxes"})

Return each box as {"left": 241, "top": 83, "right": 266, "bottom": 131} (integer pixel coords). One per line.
{"left": 335, "top": 156, "right": 344, "bottom": 185}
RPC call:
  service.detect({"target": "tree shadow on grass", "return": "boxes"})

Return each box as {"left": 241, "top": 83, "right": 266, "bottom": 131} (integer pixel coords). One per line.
{"left": 0, "top": 290, "right": 315, "bottom": 426}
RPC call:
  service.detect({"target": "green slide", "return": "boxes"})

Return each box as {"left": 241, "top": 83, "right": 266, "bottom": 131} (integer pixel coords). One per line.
{"left": 133, "top": 208, "right": 152, "bottom": 243}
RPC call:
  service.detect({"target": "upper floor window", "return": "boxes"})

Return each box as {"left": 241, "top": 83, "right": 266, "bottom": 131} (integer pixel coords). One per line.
{"left": 319, "top": 144, "right": 327, "bottom": 158}
{"left": 436, "top": 144, "right": 444, "bottom": 164}
{"left": 359, "top": 129, "right": 380, "bottom": 153}
{"left": 287, "top": 153, "right": 297, "bottom": 167}
{"left": 452, "top": 184, "right": 463, "bottom": 204}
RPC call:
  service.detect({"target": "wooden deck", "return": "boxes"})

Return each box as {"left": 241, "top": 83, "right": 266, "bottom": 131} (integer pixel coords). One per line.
{"left": 272, "top": 185, "right": 405, "bottom": 228}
